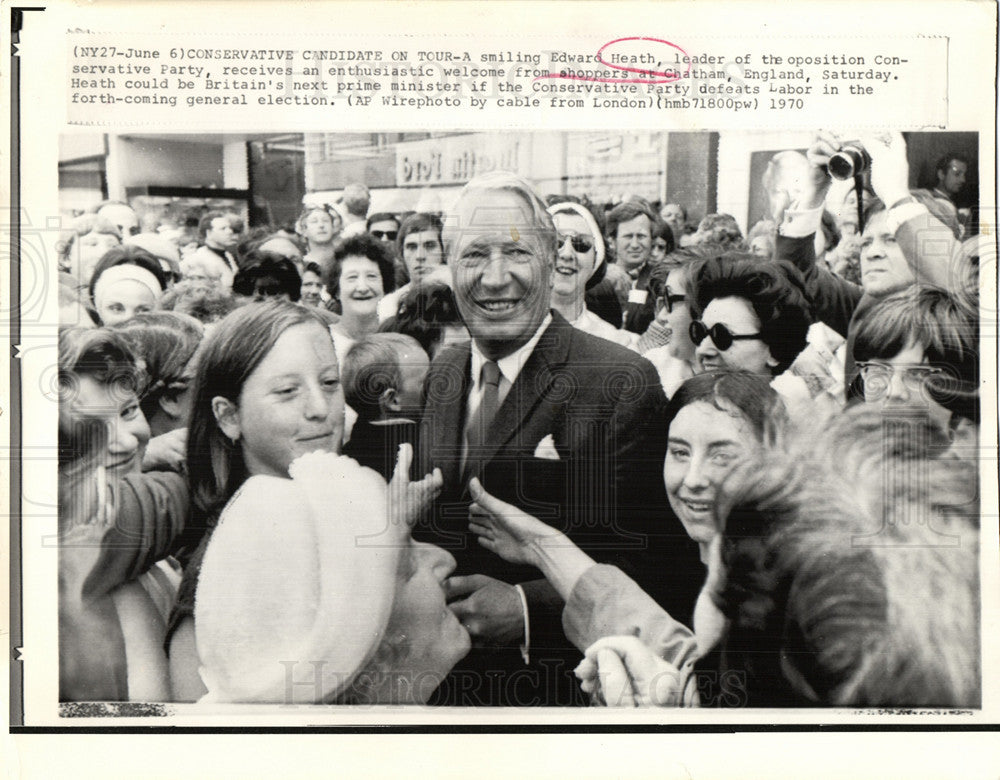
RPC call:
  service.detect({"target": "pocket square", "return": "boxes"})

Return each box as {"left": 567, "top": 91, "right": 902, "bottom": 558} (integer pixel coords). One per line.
{"left": 533, "top": 434, "right": 560, "bottom": 460}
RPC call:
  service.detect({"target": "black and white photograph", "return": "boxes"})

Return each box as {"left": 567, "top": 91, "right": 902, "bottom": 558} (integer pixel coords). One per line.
{"left": 5, "top": 0, "right": 998, "bottom": 776}
{"left": 51, "top": 128, "right": 985, "bottom": 709}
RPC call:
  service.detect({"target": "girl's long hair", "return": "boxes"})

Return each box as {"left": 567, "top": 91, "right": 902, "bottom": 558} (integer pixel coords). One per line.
{"left": 179, "top": 300, "right": 329, "bottom": 554}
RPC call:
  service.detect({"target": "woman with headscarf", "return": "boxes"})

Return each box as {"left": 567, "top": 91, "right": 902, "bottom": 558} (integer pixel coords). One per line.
{"left": 547, "top": 201, "right": 670, "bottom": 353}
{"left": 89, "top": 247, "right": 168, "bottom": 327}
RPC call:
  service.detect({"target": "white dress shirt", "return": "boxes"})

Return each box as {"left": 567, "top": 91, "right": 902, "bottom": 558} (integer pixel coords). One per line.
{"left": 464, "top": 313, "right": 553, "bottom": 449}
{"left": 463, "top": 313, "right": 552, "bottom": 665}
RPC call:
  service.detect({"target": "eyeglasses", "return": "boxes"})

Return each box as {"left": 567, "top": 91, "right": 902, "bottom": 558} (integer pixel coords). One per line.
{"left": 656, "top": 294, "right": 687, "bottom": 314}
{"left": 558, "top": 233, "right": 594, "bottom": 254}
{"left": 689, "top": 320, "right": 763, "bottom": 351}
{"left": 371, "top": 230, "right": 398, "bottom": 241}
{"left": 856, "top": 361, "right": 946, "bottom": 398}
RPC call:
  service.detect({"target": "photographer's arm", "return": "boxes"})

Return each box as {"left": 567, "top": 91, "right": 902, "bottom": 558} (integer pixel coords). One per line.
{"left": 774, "top": 135, "right": 864, "bottom": 339}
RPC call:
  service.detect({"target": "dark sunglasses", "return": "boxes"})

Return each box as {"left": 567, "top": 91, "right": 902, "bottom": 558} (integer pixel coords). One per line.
{"left": 558, "top": 232, "right": 594, "bottom": 254}
{"left": 371, "top": 230, "right": 398, "bottom": 241}
{"left": 656, "top": 294, "right": 687, "bottom": 314}
{"left": 689, "top": 320, "right": 762, "bottom": 351}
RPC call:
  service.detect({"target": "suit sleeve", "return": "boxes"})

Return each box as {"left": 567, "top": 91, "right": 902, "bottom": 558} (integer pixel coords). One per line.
{"left": 563, "top": 564, "right": 699, "bottom": 666}
{"left": 83, "top": 471, "right": 189, "bottom": 599}
{"left": 519, "top": 577, "right": 569, "bottom": 652}
{"left": 775, "top": 233, "right": 863, "bottom": 340}
{"left": 622, "top": 297, "right": 655, "bottom": 334}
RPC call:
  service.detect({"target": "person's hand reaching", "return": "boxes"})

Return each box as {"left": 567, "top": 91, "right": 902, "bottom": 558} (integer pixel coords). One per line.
{"left": 388, "top": 443, "right": 442, "bottom": 531}
{"left": 575, "top": 635, "right": 683, "bottom": 707}
{"left": 59, "top": 464, "right": 115, "bottom": 599}
{"left": 446, "top": 574, "right": 524, "bottom": 646}
{"left": 858, "top": 130, "right": 911, "bottom": 209}
{"left": 467, "top": 477, "right": 562, "bottom": 567}
{"left": 141, "top": 427, "right": 187, "bottom": 473}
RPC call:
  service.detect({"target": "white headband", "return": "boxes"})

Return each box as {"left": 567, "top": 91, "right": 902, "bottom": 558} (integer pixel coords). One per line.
{"left": 547, "top": 201, "right": 606, "bottom": 278}
{"left": 93, "top": 264, "right": 163, "bottom": 309}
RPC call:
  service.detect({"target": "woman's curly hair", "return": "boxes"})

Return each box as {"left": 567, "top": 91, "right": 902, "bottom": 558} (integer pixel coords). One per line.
{"left": 689, "top": 254, "right": 813, "bottom": 375}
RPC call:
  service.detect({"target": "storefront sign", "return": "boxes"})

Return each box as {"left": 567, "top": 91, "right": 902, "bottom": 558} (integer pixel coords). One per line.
{"left": 395, "top": 134, "right": 528, "bottom": 186}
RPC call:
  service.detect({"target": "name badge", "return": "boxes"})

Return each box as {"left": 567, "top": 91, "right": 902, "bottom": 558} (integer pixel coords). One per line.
{"left": 627, "top": 289, "right": 648, "bottom": 305}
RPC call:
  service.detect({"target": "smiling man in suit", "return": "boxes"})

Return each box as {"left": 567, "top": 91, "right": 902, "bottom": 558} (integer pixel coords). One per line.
{"left": 417, "top": 172, "right": 702, "bottom": 706}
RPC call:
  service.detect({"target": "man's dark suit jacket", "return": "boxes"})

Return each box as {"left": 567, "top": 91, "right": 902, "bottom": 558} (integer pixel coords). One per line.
{"left": 342, "top": 418, "right": 419, "bottom": 481}
{"left": 622, "top": 263, "right": 657, "bottom": 334}
{"left": 417, "top": 311, "right": 703, "bottom": 705}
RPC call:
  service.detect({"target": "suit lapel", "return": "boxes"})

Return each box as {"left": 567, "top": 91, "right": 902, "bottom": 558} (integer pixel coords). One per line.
{"left": 478, "top": 313, "right": 574, "bottom": 465}
{"left": 424, "top": 343, "right": 471, "bottom": 492}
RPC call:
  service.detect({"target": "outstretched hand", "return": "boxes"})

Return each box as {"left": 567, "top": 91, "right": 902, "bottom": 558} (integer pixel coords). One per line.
{"left": 797, "top": 130, "right": 846, "bottom": 209}
{"left": 388, "top": 443, "right": 442, "bottom": 531}
{"left": 858, "top": 130, "right": 910, "bottom": 208}
{"left": 142, "top": 427, "right": 188, "bottom": 473}
{"left": 467, "top": 477, "right": 561, "bottom": 567}
{"left": 445, "top": 574, "right": 524, "bottom": 646}
{"left": 575, "top": 635, "right": 683, "bottom": 707}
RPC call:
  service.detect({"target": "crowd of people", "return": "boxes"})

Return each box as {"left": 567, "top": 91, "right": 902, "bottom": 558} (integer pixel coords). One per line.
{"left": 56, "top": 130, "right": 983, "bottom": 708}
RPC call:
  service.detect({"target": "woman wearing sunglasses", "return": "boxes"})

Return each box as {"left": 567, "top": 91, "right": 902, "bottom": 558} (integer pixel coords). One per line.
{"left": 642, "top": 247, "right": 713, "bottom": 397}
{"left": 547, "top": 201, "right": 671, "bottom": 353}
{"left": 688, "top": 254, "right": 812, "bottom": 383}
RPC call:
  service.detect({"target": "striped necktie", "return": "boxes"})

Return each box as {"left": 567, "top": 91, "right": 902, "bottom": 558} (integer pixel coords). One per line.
{"left": 466, "top": 360, "right": 501, "bottom": 460}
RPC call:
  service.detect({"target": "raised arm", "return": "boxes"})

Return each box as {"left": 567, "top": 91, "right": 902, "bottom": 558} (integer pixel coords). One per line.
{"left": 860, "top": 131, "right": 965, "bottom": 292}
{"left": 83, "top": 470, "right": 190, "bottom": 599}
{"left": 59, "top": 462, "right": 129, "bottom": 701}
{"left": 468, "top": 480, "right": 698, "bottom": 664}
{"left": 770, "top": 136, "right": 864, "bottom": 339}
{"left": 468, "top": 477, "right": 596, "bottom": 601}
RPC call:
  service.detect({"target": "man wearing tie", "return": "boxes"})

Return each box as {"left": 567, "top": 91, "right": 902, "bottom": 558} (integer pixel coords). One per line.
{"left": 417, "top": 172, "right": 702, "bottom": 706}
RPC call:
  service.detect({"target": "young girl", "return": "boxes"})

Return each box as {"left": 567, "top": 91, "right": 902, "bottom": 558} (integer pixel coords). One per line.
{"left": 469, "top": 371, "right": 786, "bottom": 665}
{"left": 166, "top": 300, "right": 462, "bottom": 703}
{"left": 58, "top": 328, "right": 188, "bottom": 701}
